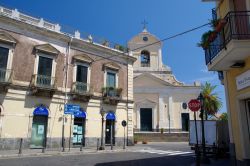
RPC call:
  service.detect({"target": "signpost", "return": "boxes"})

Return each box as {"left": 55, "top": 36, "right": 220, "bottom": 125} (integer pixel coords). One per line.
{"left": 188, "top": 99, "right": 201, "bottom": 166}
{"left": 64, "top": 104, "right": 80, "bottom": 151}
{"left": 121, "top": 120, "right": 127, "bottom": 149}
{"left": 64, "top": 104, "right": 80, "bottom": 114}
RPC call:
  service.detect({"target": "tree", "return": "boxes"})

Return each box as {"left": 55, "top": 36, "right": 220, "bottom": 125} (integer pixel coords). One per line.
{"left": 201, "top": 82, "right": 222, "bottom": 119}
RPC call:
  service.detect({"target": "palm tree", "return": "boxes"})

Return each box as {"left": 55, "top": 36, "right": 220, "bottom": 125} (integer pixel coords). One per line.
{"left": 201, "top": 82, "right": 222, "bottom": 120}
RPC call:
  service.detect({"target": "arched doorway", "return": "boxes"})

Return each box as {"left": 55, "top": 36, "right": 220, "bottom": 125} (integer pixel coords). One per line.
{"left": 30, "top": 106, "right": 49, "bottom": 148}
{"left": 105, "top": 112, "right": 115, "bottom": 145}
{"left": 73, "top": 108, "right": 86, "bottom": 146}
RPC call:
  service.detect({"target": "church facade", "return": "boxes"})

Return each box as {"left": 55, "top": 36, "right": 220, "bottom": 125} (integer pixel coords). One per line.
{"left": 128, "top": 29, "right": 201, "bottom": 132}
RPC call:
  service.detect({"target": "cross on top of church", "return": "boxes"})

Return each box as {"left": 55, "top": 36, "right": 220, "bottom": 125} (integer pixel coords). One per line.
{"left": 142, "top": 20, "right": 148, "bottom": 30}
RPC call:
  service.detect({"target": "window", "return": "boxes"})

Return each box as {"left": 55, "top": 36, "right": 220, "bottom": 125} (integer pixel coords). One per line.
{"left": 38, "top": 56, "right": 53, "bottom": 77}
{"left": 143, "top": 36, "right": 148, "bottom": 41}
{"left": 0, "top": 46, "right": 9, "bottom": 69}
{"left": 0, "top": 46, "right": 10, "bottom": 82}
{"left": 106, "top": 72, "right": 116, "bottom": 88}
{"left": 140, "top": 50, "right": 150, "bottom": 67}
{"left": 75, "top": 64, "right": 89, "bottom": 92}
{"left": 36, "top": 55, "right": 53, "bottom": 86}
{"left": 76, "top": 65, "right": 88, "bottom": 83}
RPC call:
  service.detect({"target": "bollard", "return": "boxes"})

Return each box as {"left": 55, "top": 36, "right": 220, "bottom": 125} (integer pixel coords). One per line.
{"left": 42, "top": 139, "right": 46, "bottom": 153}
{"left": 97, "top": 138, "right": 99, "bottom": 151}
{"left": 62, "top": 138, "right": 65, "bottom": 152}
{"left": 80, "top": 138, "right": 83, "bottom": 151}
{"left": 18, "top": 138, "right": 23, "bottom": 155}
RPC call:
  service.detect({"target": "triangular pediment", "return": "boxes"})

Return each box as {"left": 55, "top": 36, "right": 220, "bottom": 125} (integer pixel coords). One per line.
{"left": 0, "top": 31, "right": 17, "bottom": 44}
{"left": 73, "top": 54, "right": 93, "bottom": 63}
{"left": 103, "top": 62, "right": 120, "bottom": 70}
{"left": 134, "top": 73, "right": 173, "bottom": 88}
{"left": 35, "top": 44, "right": 60, "bottom": 55}
{"left": 136, "top": 99, "right": 156, "bottom": 105}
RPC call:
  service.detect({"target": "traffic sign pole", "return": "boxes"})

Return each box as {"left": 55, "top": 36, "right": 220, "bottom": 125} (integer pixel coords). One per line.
{"left": 188, "top": 99, "right": 201, "bottom": 166}
{"left": 121, "top": 120, "right": 127, "bottom": 149}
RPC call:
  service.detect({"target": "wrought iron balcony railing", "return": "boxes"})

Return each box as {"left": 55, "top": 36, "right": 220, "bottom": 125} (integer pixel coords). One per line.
{"left": 141, "top": 63, "right": 150, "bottom": 67}
{"left": 0, "top": 68, "right": 13, "bottom": 83}
{"left": 102, "top": 87, "right": 122, "bottom": 98}
{"left": 31, "top": 74, "right": 56, "bottom": 89}
{"left": 71, "top": 82, "right": 90, "bottom": 94}
{"left": 205, "top": 11, "right": 250, "bottom": 65}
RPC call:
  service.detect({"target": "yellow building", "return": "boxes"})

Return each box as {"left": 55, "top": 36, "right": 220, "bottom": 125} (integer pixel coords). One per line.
{"left": 202, "top": 0, "right": 250, "bottom": 165}
{"left": 0, "top": 6, "right": 135, "bottom": 150}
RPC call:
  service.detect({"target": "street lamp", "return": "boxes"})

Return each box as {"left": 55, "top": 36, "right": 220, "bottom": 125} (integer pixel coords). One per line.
{"left": 198, "top": 93, "right": 210, "bottom": 164}
{"left": 99, "top": 107, "right": 105, "bottom": 150}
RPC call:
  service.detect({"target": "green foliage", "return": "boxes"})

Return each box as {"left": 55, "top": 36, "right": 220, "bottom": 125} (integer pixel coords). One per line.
{"left": 201, "top": 82, "right": 222, "bottom": 116}
{"left": 219, "top": 112, "right": 228, "bottom": 121}
{"left": 197, "top": 30, "right": 214, "bottom": 49}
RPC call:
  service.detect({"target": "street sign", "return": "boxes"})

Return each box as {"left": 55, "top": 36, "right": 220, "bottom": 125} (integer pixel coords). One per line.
{"left": 121, "top": 120, "right": 127, "bottom": 127}
{"left": 64, "top": 104, "right": 80, "bottom": 115}
{"left": 188, "top": 99, "right": 201, "bottom": 112}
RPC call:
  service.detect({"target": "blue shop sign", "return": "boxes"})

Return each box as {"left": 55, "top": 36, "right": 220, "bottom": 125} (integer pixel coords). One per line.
{"left": 74, "top": 108, "right": 86, "bottom": 118}
{"left": 106, "top": 112, "right": 116, "bottom": 120}
{"left": 64, "top": 104, "right": 80, "bottom": 115}
{"left": 33, "top": 106, "right": 49, "bottom": 116}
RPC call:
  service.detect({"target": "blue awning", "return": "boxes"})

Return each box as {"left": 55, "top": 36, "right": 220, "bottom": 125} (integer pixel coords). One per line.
{"left": 74, "top": 108, "right": 86, "bottom": 118}
{"left": 106, "top": 112, "right": 116, "bottom": 120}
{"left": 33, "top": 106, "right": 49, "bottom": 116}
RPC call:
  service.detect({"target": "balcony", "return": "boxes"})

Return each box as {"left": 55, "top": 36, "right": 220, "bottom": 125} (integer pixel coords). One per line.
{"left": 70, "top": 82, "right": 92, "bottom": 102}
{"left": 0, "top": 68, "right": 13, "bottom": 84}
{"left": 205, "top": 11, "right": 250, "bottom": 71}
{"left": 30, "top": 74, "right": 56, "bottom": 97}
{"left": 102, "top": 87, "right": 122, "bottom": 105}
{"left": 0, "top": 69, "right": 13, "bottom": 91}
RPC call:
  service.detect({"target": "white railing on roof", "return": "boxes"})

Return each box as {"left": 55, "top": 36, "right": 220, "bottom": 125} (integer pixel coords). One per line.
{"left": 0, "top": 5, "right": 129, "bottom": 53}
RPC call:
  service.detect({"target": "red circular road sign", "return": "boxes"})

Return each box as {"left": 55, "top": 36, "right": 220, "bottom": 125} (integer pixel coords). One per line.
{"left": 188, "top": 99, "right": 201, "bottom": 112}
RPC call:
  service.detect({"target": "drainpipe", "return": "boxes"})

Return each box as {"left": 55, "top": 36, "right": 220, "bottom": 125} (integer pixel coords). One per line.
{"left": 62, "top": 36, "right": 72, "bottom": 152}
{"left": 67, "top": 37, "right": 73, "bottom": 151}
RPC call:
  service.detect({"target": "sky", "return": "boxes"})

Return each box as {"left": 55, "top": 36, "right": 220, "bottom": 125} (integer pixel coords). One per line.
{"left": 0, "top": 0, "right": 226, "bottom": 113}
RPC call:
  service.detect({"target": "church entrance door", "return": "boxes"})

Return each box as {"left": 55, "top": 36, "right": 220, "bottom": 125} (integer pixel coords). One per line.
{"left": 181, "top": 113, "right": 189, "bottom": 131}
{"left": 140, "top": 108, "right": 152, "bottom": 131}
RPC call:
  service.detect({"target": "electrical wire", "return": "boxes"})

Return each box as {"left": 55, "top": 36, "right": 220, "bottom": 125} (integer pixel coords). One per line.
{"left": 93, "top": 22, "right": 211, "bottom": 63}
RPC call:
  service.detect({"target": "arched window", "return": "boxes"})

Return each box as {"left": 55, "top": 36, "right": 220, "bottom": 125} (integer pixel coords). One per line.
{"left": 140, "top": 50, "right": 150, "bottom": 67}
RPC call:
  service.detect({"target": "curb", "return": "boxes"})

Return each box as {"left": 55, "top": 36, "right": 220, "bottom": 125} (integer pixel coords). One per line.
{"left": 0, "top": 149, "right": 128, "bottom": 159}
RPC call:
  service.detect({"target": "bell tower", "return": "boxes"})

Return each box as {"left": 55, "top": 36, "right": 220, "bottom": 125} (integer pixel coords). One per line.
{"left": 128, "top": 28, "right": 170, "bottom": 75}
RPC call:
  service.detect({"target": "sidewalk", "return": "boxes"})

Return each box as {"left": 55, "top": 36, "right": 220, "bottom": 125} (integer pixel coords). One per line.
{"left": 190, "top": 158, "right": 231, "bottom": 166}
{"left": 0, "top": 146, "right": 128, "bottom": 159}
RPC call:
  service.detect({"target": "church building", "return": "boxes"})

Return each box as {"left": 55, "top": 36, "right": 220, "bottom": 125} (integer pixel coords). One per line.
{"left": 128, "top": 28, "right": 201, "bottom": 132}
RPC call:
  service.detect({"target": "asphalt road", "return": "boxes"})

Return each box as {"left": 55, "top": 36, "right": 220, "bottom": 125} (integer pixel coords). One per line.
{"left": 0, "top": 142, "right": 196, "bottom": 166}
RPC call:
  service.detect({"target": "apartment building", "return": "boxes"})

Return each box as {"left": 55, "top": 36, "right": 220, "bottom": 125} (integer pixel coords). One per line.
{"left": 202, "top": 0, "right": 250, "bottom": 165}
{"left": 0, "top": 6, "right": 135, "bottom": 150}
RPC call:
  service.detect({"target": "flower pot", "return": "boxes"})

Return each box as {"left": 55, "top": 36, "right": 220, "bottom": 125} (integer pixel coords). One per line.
{"left": 215, "top": 19, "right": 227, "bottom": 33}
{"left": 208, "top": 32, "right": 217, "bottom": 42}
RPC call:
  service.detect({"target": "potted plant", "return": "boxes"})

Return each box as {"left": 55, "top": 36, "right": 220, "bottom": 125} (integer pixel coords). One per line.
{"left": 197, "top": 30, "right": 215, "bottom": 49}
{"left": 134, "top": 135, "right": 139, "bottom": 144}
{"left": 102, "top": 40, "right": 109, "bottom": 47}
{"left": 210, "top": 19, "right": 227, "bottom": 33}
{"left": 101, "top": 87, "right": 107, "bottom": 96}
{"left": 116, "top": 88, "right": 123, "bottom": 97}
{"left": 160, "top": 128, "right": 164, "bottom": 134}
{"left": 215, "top": 19, "right": 227, "bottom": 33}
